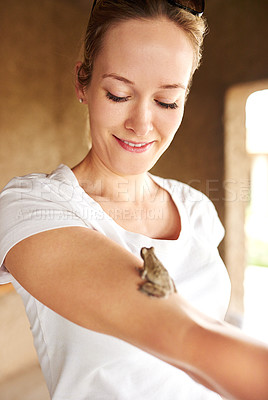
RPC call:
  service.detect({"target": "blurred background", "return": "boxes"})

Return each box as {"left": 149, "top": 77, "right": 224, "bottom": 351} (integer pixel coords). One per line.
{"left": 0, "top": 0, "right": 268, "bottom": 398}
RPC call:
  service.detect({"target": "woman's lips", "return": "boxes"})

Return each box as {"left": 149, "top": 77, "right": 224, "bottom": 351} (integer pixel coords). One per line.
{"left": 113, "top": 136, "right": 154, "bottom": 153}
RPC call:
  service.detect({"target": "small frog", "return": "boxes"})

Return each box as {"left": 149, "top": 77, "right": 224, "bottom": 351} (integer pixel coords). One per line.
{"left": 138, "top": 247, "right": 177, "bottom": 298}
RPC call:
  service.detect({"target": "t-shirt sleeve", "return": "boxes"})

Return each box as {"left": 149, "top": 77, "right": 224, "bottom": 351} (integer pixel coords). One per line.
{"left": 194, "top": 196, "right": 224, "bottom": 247}
{"left": 0, "top": 175, "right": 89, "bottom": 284}
{"left": 182, "top": 184, "right": 225, "bottom": 248}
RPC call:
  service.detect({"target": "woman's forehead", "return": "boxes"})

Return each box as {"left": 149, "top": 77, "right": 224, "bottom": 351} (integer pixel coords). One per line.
{"left": 94, "top": 18, "right": 194, "bottom": 87}
{"left": 101, "top": 17, "right": 192, "bottom": 56}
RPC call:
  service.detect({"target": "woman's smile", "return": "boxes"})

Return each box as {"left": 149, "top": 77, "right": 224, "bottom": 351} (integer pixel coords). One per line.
{"left": 113, "top": 135, "right": 155, "bottom": 153}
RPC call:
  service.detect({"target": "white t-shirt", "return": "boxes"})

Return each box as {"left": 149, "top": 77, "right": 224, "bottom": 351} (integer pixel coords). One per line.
{"left": 0, "top": 164, "right": 230, "bottom": 399}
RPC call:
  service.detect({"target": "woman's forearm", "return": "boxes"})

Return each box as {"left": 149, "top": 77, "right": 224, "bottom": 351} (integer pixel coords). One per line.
{"left": 178, "top": 299, "right": 268, "bottom": 400}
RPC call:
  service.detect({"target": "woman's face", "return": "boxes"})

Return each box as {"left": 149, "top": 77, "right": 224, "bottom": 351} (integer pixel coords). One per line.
{"left": 83, "top": 17, "right": 194, "bottom": 176}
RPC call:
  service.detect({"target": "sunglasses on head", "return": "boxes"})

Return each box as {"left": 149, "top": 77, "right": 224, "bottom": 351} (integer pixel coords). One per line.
{"left": 167, "top": 0, "right": 204, "bottom": 16}
{"left": 91, "top": 0, "right": 205, "bottom": 17}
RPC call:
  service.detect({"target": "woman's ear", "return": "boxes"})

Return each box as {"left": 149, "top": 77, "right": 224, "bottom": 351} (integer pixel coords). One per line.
{"left": 75, "top": 62, "right": 88, "bottom": 104}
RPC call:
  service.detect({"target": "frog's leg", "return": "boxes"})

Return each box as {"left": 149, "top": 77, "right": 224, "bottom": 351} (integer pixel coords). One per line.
{"left": 139, "top": 268, "right": 147, "bottom": 280}
{"left": 139, "top": 282, "right": 168, "bottom": 298}
{"left": 172, "top": 279, "right": 177, "bottom": 293}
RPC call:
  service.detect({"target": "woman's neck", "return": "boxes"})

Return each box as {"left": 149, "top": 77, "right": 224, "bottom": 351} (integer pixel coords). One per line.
{"left": 72, "top": 151, "right": 157, "bottom": 205}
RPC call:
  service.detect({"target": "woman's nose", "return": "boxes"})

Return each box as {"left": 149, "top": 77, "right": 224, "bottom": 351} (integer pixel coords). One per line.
{"left": 124, "top": 101, "right": 153, "bottom": 137}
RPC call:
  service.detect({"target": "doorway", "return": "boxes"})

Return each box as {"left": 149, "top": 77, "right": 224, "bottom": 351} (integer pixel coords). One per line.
{"left": 224, "top": 81, "right": 268, "bottom": 343}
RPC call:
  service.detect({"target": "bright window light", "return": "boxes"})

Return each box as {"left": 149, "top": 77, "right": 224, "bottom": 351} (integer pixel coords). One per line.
{"left": 243, "top": 88, "right": 268, "bottom": 344}
{"left": 246, "top": 89, "right": 268, "bottom": 154}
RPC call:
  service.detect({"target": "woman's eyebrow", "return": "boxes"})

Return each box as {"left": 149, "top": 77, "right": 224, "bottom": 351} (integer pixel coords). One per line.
{"left": 102, "top": 73, "right": 186, "bottom": 90}
{"left": 159, "top": 83, "right": 186, "bottom": 90}
{"left": 102, "top": 73, "right": 134, "bottom": 85}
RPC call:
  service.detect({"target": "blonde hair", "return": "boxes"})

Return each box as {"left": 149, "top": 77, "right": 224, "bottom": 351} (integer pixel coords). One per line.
{"left": 78, "top": 0, "right": 207, "bottom": 88}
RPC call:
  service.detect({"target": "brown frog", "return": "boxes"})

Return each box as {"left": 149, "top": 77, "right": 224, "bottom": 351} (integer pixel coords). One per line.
{"left": 138, "top": 247, "right": 177, "bottom": 298}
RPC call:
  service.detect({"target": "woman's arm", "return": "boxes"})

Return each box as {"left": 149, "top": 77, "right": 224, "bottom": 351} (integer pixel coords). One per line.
{"left": 5, "top": 226, "right": 268, "bottom": 400}
{"left": 4, "top": 226, "right": 190, "bottom": 346}
{"left": 176, "top": 298, "right": 268, "bottom": 400}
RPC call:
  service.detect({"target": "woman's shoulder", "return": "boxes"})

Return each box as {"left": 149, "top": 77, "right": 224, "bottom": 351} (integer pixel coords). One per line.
{"left": 0, "top": 165, "right": 88, "bottom": 280}
{"left": 0, "top": 164, "right": 86, "bottom": 232}
{"left": 2, "top": 164, "right": 73, "bottom": 186}
{"left": 0, "top": 164, "right": 76, "bottom": 201}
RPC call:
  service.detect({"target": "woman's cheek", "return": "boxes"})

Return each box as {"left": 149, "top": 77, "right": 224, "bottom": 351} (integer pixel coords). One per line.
{"left": 164, "top": 109, "right": 184, "bottom": 134}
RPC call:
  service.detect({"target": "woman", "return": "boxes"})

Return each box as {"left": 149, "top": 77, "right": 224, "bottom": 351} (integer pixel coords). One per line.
{"left": 0, "top": 0, "right": 267, "bottom": 399}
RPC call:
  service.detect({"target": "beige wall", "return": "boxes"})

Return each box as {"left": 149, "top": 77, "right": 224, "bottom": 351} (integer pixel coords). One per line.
{"left": 0, "top": 0, "right": 89, "bottom": 191}
{"left": 0, "top": 0, "right": 267, "bottom": 385}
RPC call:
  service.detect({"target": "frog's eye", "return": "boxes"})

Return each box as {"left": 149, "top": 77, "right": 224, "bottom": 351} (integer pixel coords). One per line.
{"left": 141, "top": 247, "right": 148, "bottom": 256}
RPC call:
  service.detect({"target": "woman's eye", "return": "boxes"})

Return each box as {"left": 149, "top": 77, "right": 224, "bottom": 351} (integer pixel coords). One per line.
{"left": 106, "top": 91, "right": 129, "bottom": 103}
{"left": 155, "top": 100, "right": 178, "bottom": 110}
